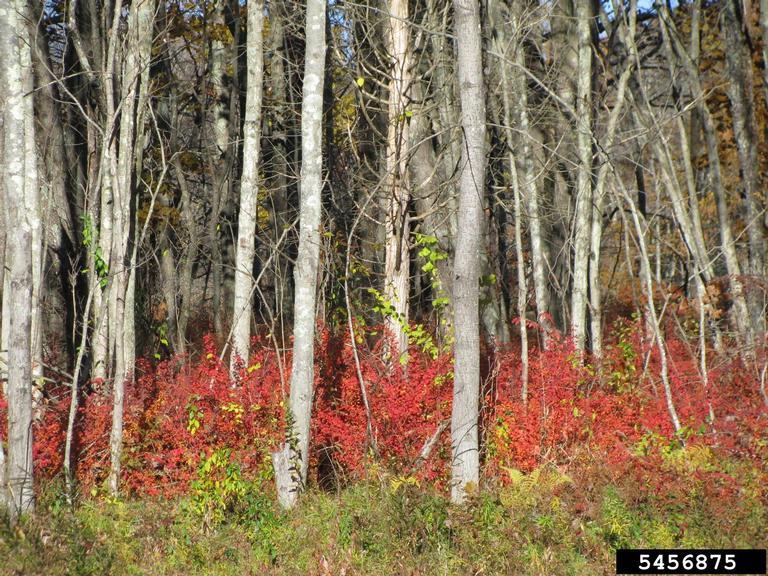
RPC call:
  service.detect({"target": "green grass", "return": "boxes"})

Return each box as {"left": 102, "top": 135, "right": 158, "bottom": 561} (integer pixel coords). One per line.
{"left": 1, "top": 463, "right": 765, "bottom": 576}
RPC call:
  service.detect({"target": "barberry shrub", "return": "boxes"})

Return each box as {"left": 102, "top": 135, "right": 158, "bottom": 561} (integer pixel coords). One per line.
{"left": 0, "top": 320, "right": 764, "bottom": 513}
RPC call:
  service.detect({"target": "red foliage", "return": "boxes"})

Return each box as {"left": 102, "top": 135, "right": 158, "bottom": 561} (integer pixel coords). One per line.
{"left": 0, "top": 320, "right": 765, "bottom": 499}
{"left": 312, "top": 331, "right": 453, "bottom": 483}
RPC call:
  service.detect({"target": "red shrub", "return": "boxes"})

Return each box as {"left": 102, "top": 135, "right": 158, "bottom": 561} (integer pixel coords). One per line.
{"left": 0, "top": 319, "right": 764, "bottom": 499}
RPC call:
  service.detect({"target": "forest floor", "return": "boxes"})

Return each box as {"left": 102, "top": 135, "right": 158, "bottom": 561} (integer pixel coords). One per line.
{"left": 2, "top": 458, "right": 766, "bottom": 576}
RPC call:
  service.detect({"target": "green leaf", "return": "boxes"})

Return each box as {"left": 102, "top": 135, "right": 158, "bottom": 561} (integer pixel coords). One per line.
{"left": 356, "top": 77, "right": 365, "bottom": 88}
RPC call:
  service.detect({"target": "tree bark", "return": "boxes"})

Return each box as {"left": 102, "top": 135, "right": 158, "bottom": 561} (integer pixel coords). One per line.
{"left": 655, "top": 1, "right": 754, "bottom": 350}
{"left": 410, "top": 77, "right": 454, "bottom": 337}
{"left": 281, "top": 0, "right": 327, "bottom": 506}
{"left": 208, "top": 0, "right": 237, "bottom": 340}
{"left": 569, "top": 0, "right": 594, "bottom": 354}
{"left": 383, "top": 0, "right": 413, "bottom": 357}
{"left": 451, "top": 0, "right": 486, "bottom": 504}
{"left": 761, "top": 0, "right": 768, "bottom": 106}
{"left": 495, "top": 0, "right": 555, "bottom": 349}
{"left": 266, "top": 0, "right": 293, "bottom": 331}
{"left": 498, "top": 55, "right": 530, "bottom": 399}
{"left": 109, "top": 0, "right": 155, "bottom": 496}
{"left": 589, "top": 3, "right": 636, "bottom": 358}
{"left": 173, "top": 154, "right": 199, "bottom": 356}
{"left": 231, "top": 0, "right": 265, "bottom": 375}
{"left": 723, "top": 0, "right": 766, "bottom": 335}
{"left": 0, "top": 0, "right": 40, "bottom": 518}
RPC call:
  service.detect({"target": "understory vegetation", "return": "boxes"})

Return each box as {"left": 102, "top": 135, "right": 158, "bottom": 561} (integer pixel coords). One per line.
{"left": 2, "top": 320, "right": 767, "bottom": 574}
{"left": 2, "top": 458, "right": 765, "bottom": 576}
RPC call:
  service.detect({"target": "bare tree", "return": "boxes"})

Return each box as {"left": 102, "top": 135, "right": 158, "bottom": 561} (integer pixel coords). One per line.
{"left": 277, "top": 0, "right": 327, "bottom": 508}
{"left": 0, "top": 0, "right": 40, "bottom": 518}
{"left": 207, "top": 1, "right": 239, "bottom": 339}
{"left": 382, "top": 0, "right": 413, "bottom": 357}
{"left": 569, "top": 0, "right": 594, "bottom": 354}
{"left": 655, "top": 1, "right": 753, "bottom": 349}
{"left": 231, "top": 0, "right": 266, "bottom": 375}
{"left": 108, "top": 0, "right": 156, "bottom": 496}
{"left": 722, "top": 0, "right": 766, "bottom": 335}
{"left": 490, "top": 0, "right": 556, "bottom": 353}
{"left": 451, "top": 0, "right": 486, "bottom": 504}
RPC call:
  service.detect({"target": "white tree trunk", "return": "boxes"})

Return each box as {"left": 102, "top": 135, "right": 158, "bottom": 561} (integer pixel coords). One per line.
{"left": 496, "top": 0, "right": 554, "bottom": 350}
{"left": 451, "top": 0, "right": 486, "bottom": 504}
{"left": 109, "top": 0, "right": 154, "bottom": 496}
{"left": 93, "top": 0, "right": 126, "bottom": 385}
{"left": 91, "top": 177, "right": 112, "bottom": 382}
{"left": 0, "top": 76, "right": 7, "bottom": 392}
{"left": 0, "top": 0, "right": 40, "bottom": 517}
{"left": 613, "top": 177, "right": 682, "bottom": 434}
{"left": 231, "top": 0, "right": 265, "bottom": 376}
{"left": 569, "top": 0, "right": 593, "bottom": 354}
{"left": 383, "top": 0, "right": 412, "bottom": 357}
{"left": 494, "top": 0, "right": 529, "bottom": 401}
{"left": 409, "top": 78, "right": 454, "bottom": 343}
{"left": 655, "top": 1, "right": 753, "bottom": 349}
{"left": 281, "top": 0, "right": 326, "bottom": 506}
{"left": 0, "top": 439, "right": 5, "bottom": 509}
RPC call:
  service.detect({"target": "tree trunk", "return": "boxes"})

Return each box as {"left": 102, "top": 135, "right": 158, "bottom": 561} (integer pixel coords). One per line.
{"left": 280, "top": 0, "right": 327, "bottom": 507}
{"left": 208, "top": 1, "right": 237, "bottom": 340}
{"left": 495, "top": 0, "right": 554, "bottom": 349}
{"left": 613, "top": 174, "right": 682, "bottom": 435}
{"left": 158, "top": 217, "right": 180, "bottom": 354}
{"left": 93, "top": 0, "right": 125, "bottom": 385}
{"left": 569, "top": 0, "right": 594, "bottom": 354}
{"left": 173, "top": 155, "right": 199, "bottom": 357}
{"left": 409, "top": 77, "right": 454, "bottom": 337}
{"left": 109, "top": 0, "right": 155, "bottom": 496}
{"left": 723, "top": 0, "right": 766, "bottom": 335}
{"left": 64, "top": 270, "right": 96, "bottom": 501}
{"left": 761, "top": 0, "right": 768, "bottom": 106}
{"left": 383, "top": 0, "right": 412, "bottom": 357}
{"left": 266, "top": 1, "right": 293, "bottom": 331}
{"left": 0, "top": 439, "right": 5, "bottom": 509}
{"left": 655, "top": 1, "right": 754, "bottom": 350}
{"left": 0, "top": 0, "right": 40, "bottom": 517}
{"left": 589, "top": 3, "right": 637, "bottom": 358}
{"left": 451, "top": 0, "right": 486, "bottom": 504}
{"left": 498, "top": 53, "right": 529, "bottom": 400}
{"left": 231, "top": 0, "right": 265, "bottom": 374}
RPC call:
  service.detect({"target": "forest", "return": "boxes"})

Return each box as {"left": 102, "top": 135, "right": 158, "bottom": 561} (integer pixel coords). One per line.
{"left": 0, "top": 0, "right": 767, "bottom": 573}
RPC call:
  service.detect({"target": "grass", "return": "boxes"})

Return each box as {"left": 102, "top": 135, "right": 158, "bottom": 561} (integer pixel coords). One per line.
{"left": 2, "top": 457, "right": 766, "bottom": 576}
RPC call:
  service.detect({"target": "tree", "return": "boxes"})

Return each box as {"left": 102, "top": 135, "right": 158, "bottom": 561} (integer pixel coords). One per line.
{"left": 722, "top": 0, "right": 766, "bottom": 336}
{"left": 0, "top": 0, "right": 41, "bottom": 518}
{"left": 382, "top": 0, "right": 413, "bottom": 357}
{"left": 450, "top": 0, "right": 486, "bottom": 504}
{"left": 276, "top": 0, "right": 327, "bottom": 508}
{"left": 569, "top": 0, "right": 595, "bottom": 354}
{"left": 231, "top": 0, "right": 266, "bottom": 375}
{"left": 208, "top": 0, "right": 240, "bottom": 340}
{"left": 492, "top": 0, "right": 532, "bottom": 398}
{"left": 108, "top": 0, "right": 156, "bottom": 496}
